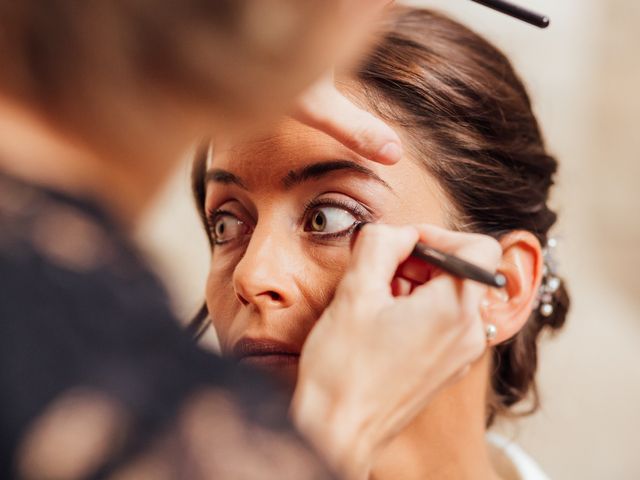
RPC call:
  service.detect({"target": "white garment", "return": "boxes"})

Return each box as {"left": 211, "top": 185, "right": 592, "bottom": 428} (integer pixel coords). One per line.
{"left": 487, "top": 433, "right": 551, "bottom": 480}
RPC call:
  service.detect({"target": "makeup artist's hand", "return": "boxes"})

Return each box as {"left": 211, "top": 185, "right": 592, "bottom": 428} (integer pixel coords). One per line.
{"left": 291, "top": 224, "right": 502, "bottom": 480}
{"left": 293, "top": 75, "right": 403, "bottom": 165}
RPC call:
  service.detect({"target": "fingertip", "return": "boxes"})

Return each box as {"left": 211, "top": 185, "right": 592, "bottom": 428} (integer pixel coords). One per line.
{"left": 374, "top": 141, "right": 404, "bottom": 165}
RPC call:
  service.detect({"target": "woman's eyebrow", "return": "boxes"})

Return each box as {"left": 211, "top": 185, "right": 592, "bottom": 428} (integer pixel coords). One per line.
{"left": 282, "top": 160, "right": 392, "bottom": 190}
{"left": 205, "top": 169, "right": 248, "bottom": 190}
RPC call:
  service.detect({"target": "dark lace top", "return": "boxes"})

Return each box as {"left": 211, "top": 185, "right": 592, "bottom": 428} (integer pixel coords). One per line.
{"left": 0, "top": 171, "right": 332, "bottom": 479}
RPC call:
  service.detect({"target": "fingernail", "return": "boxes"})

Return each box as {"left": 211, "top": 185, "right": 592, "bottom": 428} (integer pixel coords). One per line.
{"left": 377, "top": 142, "right": 403, "bottom": 164}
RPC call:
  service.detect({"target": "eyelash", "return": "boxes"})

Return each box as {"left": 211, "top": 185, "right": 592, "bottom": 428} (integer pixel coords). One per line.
{"left": 302, "top": 197, "right": 373, "bottom": 240}
{"left": 206, "top": 208, "right": 247, "bottom": 245}
{"left": 207, "top": 208, "right": 230, "bottom": 229}
{"left": 205, "top": 197, "right": 373, "bottom": 246}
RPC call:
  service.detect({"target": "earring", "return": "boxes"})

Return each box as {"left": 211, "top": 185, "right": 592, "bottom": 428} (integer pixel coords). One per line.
{"left": 485, "top": 324, "right": 498, "bottom": 342}
{"left": 535, "top": 237, "right": 562, "bottom": 318}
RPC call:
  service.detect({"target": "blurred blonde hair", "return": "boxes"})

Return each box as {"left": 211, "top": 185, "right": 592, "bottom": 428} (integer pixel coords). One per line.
{"left": 0, "top": 1, "right": 347, "bottom": 158}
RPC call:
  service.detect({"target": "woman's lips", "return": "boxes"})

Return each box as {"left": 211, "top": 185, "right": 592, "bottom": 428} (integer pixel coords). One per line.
{"left": 232, "top": 338, "right": 300, "bottom": 368}
{"left": 239, "top": 354, "right": 299, "bottom": 368}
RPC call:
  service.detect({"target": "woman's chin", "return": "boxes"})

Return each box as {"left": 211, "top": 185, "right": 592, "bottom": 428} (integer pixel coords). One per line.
{"left": 239, "top": 354, "right": 300, "bottom": 390}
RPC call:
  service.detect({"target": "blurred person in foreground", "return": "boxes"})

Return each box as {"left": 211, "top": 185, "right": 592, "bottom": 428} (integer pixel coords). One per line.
{"left": 0, "top": 1, "right": 498, "bottom": 479}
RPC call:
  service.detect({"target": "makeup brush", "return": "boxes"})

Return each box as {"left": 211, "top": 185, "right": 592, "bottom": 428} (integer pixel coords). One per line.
{"left": 411, "top": 242, "right": 506, "bottom": 289}
{"left": 352, "top": 223, "right": 506, "bottom": 289}
{"left": 468, "top": 0, "right": 550, "bottom": 29}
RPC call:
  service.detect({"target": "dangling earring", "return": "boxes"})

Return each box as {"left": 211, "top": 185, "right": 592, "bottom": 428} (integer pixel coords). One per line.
{"left": 534, "top": 237, "right": 562, "bottom": 318}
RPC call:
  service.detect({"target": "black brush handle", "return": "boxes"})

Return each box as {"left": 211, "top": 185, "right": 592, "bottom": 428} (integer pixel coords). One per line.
{"left": 469, "top": 0, "right": 550, "bottom": 28}
{"left": 412, "top": 242, "right": 507, "bottom": 288}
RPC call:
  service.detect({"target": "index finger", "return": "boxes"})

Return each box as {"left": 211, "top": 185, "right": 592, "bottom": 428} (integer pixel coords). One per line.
{"left": 294, "top": 81, "right": 403, "bottom": 165}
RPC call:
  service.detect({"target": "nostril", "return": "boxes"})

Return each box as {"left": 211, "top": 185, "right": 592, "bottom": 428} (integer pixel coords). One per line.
{"left": 236, "top": 293, "right": 249, "bottom": 306}
{"left": 234, "top": 288, "right": 285, "bottom": 307}
{"left": 266, "top": 291, "right": 282, "bottom": 302}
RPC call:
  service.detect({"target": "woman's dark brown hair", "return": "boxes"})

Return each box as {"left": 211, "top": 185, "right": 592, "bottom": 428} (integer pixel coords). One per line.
{"left": 192, "top": 7, "right": 570, "bottom": 424}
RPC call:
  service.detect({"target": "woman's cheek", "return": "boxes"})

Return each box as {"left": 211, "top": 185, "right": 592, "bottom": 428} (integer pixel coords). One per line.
{"left": 301, "top": 244, "right": 354, "bottom": 314}
{"left": 205, "top": 262, "right": 238, "bottom": 346}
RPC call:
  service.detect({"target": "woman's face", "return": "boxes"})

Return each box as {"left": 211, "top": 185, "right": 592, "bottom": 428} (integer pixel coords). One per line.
{"left": 204, "top": 119, "right": 448, "bottom": 385}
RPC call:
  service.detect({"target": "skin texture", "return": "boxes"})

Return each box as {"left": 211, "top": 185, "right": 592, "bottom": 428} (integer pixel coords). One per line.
{"left": 205, "top": 118, "right": 446, "bottom": 376}
{"left": 204, "top": 117, "right": 543, "bottom": 479}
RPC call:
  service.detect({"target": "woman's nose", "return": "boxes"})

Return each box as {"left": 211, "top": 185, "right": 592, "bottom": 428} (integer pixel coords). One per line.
{"left": 232, "top": 227, "right": 300, "bottom": 310}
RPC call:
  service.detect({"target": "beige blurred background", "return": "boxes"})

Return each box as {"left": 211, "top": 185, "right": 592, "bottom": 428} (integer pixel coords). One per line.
{"left": 136, "top": 1, "right": 640, "bottom": 478}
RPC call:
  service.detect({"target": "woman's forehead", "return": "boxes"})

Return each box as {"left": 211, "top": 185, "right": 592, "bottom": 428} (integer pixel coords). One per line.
{"left": 205, "top": 118, "right": 441, "bottom": 218}
{"left": 209, "top": 119, "right": 378, "bottom": 187}
{"left": 205, "top": 119, "right": 447, "bottom": 229}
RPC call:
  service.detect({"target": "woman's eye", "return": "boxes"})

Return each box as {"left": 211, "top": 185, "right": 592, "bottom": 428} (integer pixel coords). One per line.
{"left": 211, "top": 214, "right": 248, "bottom": 245}
{"left": 305, "top": 207, "right": 358, "bottom": 235}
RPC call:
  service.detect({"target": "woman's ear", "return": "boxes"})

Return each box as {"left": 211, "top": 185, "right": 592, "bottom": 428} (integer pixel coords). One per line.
{"left": 481, "top": 231, "right": 543, "bottom": 346}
